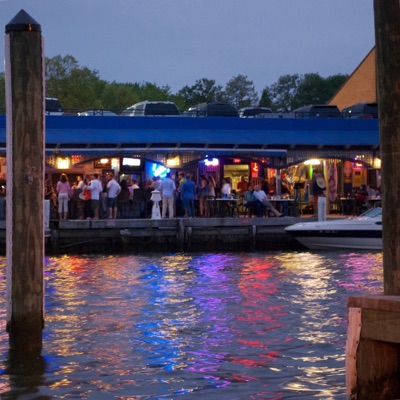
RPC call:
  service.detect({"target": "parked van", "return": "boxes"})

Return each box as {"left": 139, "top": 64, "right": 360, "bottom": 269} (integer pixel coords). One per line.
{"left": 238, "top": 107, "right": 272, "bottom": 118}
{"left": 341, "top": 102, "right": 378, "bottom": 119}
{"left": 293, "top": 104, "right": 341, "bottom": 118}
{"left": 185, "top": 102, "right": 239, "bottom": 117}
{"left": 45, "top": 97, "right": 63, "bottom": 115}
{"left": 121, "top": 101, "right": 180, "bottom": 116}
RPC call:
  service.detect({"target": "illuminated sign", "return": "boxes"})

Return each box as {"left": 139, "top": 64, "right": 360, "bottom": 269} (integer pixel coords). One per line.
{"left": 56, "top": 157, "right": 70, "bottom": 169}
{"left": 122, "top": 158, "right": 141, "bottom": 167}
{"left": 233, "top": 158, "right": 241, "bottom": 163}
{"left": 251, "top": 162, "right": 259, "bottom": 178}
{"left": 304, "top": 159, "right": 321, "bottom": 165}
{"left": 166, "top": 155, "right": 181, "bottom": 167}
{"left": 146, "top": 161, "right": 170, "bottom": 179}
{"left": 94, "top": 158, "right": 111, "bottom": 168}
{"left": 204, "top": 158, "right": 219, "bottom": 167}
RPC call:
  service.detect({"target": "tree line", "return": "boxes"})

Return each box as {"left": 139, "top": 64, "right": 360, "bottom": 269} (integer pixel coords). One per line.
{"left": 0, "top": 54, "right": 348, "bottom": 114}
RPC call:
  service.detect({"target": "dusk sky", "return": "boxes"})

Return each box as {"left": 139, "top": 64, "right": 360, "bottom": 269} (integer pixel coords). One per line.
{"left": 0, "top": 0, "right": 375, "bottom": 94}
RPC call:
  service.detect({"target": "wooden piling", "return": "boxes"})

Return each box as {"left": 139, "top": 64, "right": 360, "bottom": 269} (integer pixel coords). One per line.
{"left": 5, "top": 10, "right": 45, "bottom": 352}
{"left": 345, "top": 1, "right": 400, "bottom": 397}
{"left": 375, "top": 0, "right": 400, "bottom": 295}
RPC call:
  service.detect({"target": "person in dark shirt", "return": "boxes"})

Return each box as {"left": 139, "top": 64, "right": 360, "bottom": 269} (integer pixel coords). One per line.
{"left": 181, "top": 174, "right": 196, "bottom": 218}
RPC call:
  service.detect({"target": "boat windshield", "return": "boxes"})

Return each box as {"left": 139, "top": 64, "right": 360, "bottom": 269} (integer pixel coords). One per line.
{"left": 360, "top": 207, "right": 382, "bottom": 218}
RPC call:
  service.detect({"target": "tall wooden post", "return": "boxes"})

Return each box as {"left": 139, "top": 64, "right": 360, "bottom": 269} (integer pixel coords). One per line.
{"left": 346, "top": 3, "right": 400, "bottom": 398}
{"left": 5, "top": 9, "right": 45, "bottom": 353}
{"left": 374, "top": 0, "right": 400, "bottom": 295}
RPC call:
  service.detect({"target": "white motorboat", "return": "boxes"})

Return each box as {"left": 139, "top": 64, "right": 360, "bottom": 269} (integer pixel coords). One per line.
{"left": 285, "top": 207, "right": 382, "bottom": 250}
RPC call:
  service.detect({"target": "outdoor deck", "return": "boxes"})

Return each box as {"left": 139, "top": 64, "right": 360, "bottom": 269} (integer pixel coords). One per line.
{"left": 0, "top": 215, "right": 313, "bottom": 254}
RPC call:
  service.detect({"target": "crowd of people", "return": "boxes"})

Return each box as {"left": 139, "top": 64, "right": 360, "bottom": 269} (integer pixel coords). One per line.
{"left": 44, "top": 171, "right": 218, "bottom": 220}
{"left": 45, "top": 172, "right": 136, "bottom": 220}
{"left": 44, "top": 172, "right": 290, "bottom": 220}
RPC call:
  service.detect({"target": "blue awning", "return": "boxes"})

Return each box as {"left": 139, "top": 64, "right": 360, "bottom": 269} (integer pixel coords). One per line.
{"left": 0, "top": 114, "right": 379, "bottom": 156}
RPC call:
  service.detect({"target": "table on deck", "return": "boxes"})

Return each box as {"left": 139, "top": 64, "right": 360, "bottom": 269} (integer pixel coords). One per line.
{"left": 270, "top": 198, "right": 295, "bottom": 216}
{"left": 208, "top": 198, "right": 240, "bottom": 217}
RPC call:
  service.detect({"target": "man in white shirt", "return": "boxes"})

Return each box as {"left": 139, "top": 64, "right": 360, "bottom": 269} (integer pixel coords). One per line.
{"left": 107, "top": 173, "right": 121, "bottom": 219}
{"left": 159, "top": 173, "right": 176, "bottom": 218}
{"left": 253, "top": 185, "right": 283, "bottom": 217}
{"left": 85, "top": 173, "right": 103, "bottom": 219}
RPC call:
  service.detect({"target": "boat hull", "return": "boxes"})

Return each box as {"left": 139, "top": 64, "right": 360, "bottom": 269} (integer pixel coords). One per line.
{"left": 289, "top": 229, "right": 382, "bottom": 250}
{"left": 285, "top": 211, "right": 382, "bottom": 250}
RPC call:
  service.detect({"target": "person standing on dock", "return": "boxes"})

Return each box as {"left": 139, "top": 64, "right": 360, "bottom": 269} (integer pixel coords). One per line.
{"left": 84, "top": 174, "right": 103, "bottom": 220}
{"left": 107, "top": 173, "right": 121, "bottom": 219}
{"left": 56, "top": 173, "right": 71, "bottom": 221}
{"left": 159, "top": 173, "right": 176, "bottom": 219}
{"left": 181, "top": 174, "right": 196, "bottom": 218}
{"left": 310, "top": 172, "right": 326, "bottom": 221}
{"left": 237, "top": 176, "right": 249, "bottom": 194}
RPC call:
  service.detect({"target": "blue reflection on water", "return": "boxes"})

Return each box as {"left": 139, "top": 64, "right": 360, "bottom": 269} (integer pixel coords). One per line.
{"left": 0, "top": 251, "right": 382, "bottom": 399}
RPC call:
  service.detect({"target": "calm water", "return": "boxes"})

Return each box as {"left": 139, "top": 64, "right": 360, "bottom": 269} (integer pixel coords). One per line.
{"left": 0, "top": 251, "right": 383, "bottom": 399}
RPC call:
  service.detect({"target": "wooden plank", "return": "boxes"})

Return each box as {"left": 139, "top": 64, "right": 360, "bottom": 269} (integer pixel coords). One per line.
{"left": 360, "top": 308, "right": 400, "bottom": 343}
{"left": 191, "top": 227, "right": 250, "bottom": 236}
{"left": 346, "top": 307, "right": 361, "bottom": 399}
{"left": 348, "top": 295, "right": 400, "bottom": 313}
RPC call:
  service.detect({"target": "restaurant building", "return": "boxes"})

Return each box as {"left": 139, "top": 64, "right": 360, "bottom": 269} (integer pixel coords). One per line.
{"left": 0, "top": 113, "right": 380, "bottom": 216}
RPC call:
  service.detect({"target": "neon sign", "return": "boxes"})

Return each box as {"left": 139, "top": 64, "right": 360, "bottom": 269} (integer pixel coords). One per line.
{"left": 204, "top": 158, "right": 219, "bottom": 167}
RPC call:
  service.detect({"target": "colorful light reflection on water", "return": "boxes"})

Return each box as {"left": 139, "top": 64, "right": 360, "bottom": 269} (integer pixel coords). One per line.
{"left": 0, "top": 251, "right": 382, "bottom": 399}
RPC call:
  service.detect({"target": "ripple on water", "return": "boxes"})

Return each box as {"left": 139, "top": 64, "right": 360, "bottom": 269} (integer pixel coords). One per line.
{"left": 0, "top": 251, "right": 382, "bottom": 399}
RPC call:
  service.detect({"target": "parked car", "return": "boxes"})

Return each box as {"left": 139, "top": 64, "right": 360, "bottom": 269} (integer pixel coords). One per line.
{"left": 341, "top": 102, "right": 378, "bottom": 119}
{"left": 239, "top": 107, "right": 272, "bottom": 118}
{"left": 121, "top": 101, "right": 180, "bottom": 116}
{"left": 78, "top": 110, "right": 118, "bottom": 116}
{"left": 45, "top": 97, "right": 63, "bottom": 115}
{"left": 184, "top": 102, "right": 239, "bottom": 117}
{"left": 293, "top": 104, "right": 341, "bottom": 118}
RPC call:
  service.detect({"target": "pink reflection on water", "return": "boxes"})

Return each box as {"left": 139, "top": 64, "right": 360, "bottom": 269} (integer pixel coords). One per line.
{"left": 338, "top": 252, "right": 382, "bottom": 293}
{"left": 232, "top": 257, "right": 288, "bottom": 368}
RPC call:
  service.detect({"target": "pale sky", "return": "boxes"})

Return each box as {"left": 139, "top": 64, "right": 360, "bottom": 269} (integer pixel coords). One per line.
{"left": 0, "top": 0, "right": 375, "bottom": 94}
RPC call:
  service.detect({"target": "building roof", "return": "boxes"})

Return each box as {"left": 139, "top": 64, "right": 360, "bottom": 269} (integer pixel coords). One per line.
{"left": 329, "top": 47, "right": 377, "bottom": 110}
{"left": 0, "top": 114, "right": 379, "bottom": 157}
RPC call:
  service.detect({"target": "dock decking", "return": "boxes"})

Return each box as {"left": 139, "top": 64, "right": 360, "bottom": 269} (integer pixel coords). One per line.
{"left": 0, "top": 216, "right": 311, "bottom": 254}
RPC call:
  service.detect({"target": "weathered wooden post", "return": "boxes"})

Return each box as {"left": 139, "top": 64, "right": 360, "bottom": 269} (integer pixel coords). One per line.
{"left": 346, "top": 1, "right": 400, "bottom": 398}
{"left": 375, "top": 0, "right": 400, "bottom": 295}
{"left": 4, "top": 9, "right": 45, "bottom": 354}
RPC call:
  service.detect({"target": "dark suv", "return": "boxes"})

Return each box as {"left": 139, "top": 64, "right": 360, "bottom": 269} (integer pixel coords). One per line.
{"left": 185, "top": 102, "right": 239, "bottom": 117}
{"left": 238, "top": 107, "right": 272, "bottom": 118}
{"left": 341, "top": 102, "right": 378, "bottom": 119}
{"left": 121, "top": 101, "right": 180, "bottom": 116}
{"left": 293, "top": 104, "right": 341, "bottom": 118}
{"left": 45, "top": 97, "right": 63, "bottom": 115}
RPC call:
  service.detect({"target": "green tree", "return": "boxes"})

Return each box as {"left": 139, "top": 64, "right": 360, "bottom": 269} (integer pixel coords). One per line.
{"left": 223, "top": 74, "right": 259, "bottom": 108}
{"left": 323, "top": 74, "right": 348, "bottom": 101}
{"left": 100, "top": 81, "right": 173, "bottom": 114}
{"left": 178, "top": 78, "right": 223, "bottom": 108}
{"left": 130, "top": 81, "right": 172, "bottom": 101}
{"left": 45, "top": 55, "right": 107, "bottom": 112}
{"left": 291, "top": 73, "right": 326, "bottom": 109}
{"left": 100, "top": 82, "right": 140, "bottom": 114}
{"left": 292, "top": 73, "right": 348, "bottom": 109}
{"left": 267, "top": 74, "right": 301, "bottom": 112}
{"left": 259, "top": 87, "right": 274, "bottom": 110}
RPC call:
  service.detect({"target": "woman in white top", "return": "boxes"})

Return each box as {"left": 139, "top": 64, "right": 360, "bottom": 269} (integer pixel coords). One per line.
{"left": 221, "top": 178, "right": 231, "bottom": 199}
{"left": 56, "top": 173, "right": 71, "bottom": 220}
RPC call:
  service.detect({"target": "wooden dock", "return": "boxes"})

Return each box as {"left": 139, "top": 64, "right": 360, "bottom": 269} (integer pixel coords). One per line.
{"left": 0, "top": 216, "right": 308, "bottom": 254}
